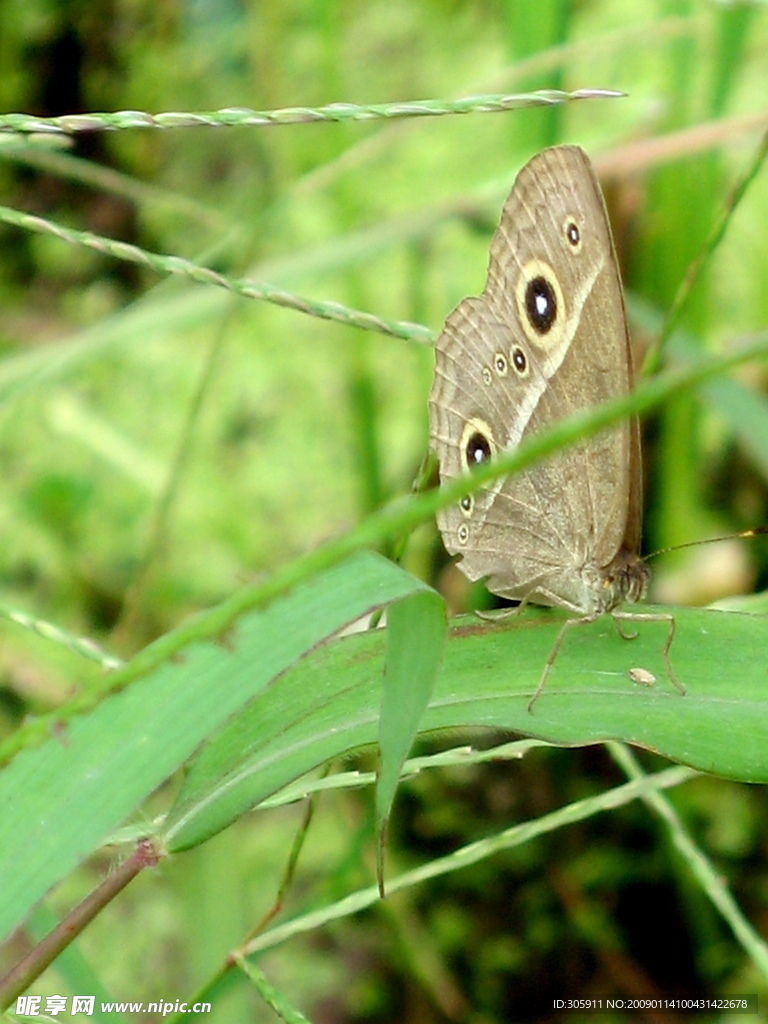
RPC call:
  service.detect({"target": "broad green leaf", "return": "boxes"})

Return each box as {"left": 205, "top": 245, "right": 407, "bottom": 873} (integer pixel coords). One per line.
{"left": 0, "top": 551, "right": 428, "bottom": 943}
{"left": 375, "top": 591, "right": 446, "bottom": 886}
{"left": 163, "top": 583, "right": 442, "bottom": 851}
{"left": 158, "top": 603, "right": 768, "bottom": 862}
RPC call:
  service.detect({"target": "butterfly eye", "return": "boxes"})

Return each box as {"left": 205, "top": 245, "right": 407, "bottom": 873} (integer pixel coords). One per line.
{"left": 525, "top": 276, "right": 557, "bottom": 334}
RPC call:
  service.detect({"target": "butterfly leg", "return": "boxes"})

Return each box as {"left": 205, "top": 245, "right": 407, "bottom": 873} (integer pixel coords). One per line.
{"left": 612, "top": 611, "right": 684, "bottom": 695}
{"left": 612, "top": 616, "right": 639, "bottom": 641}
{"left": 528, "top": 613, "right": 596, "bottom": 712}
{"left": 476, "top": 605, "right": 523, "bottom": 622}
{"left": 476, "top": 590, "right": 537, "bottom": 623}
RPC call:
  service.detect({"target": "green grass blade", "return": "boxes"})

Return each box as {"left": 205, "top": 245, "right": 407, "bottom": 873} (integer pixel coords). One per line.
{"left": 376, "top": 590, "right": 446, "bottom": 886}
{"left": 233, "top": 956, "right": 313, "bottom": 1024}
{"left": 0, "top": 551, "right": 427, "bottom": 942}
{"left": 242, "top": 764, "right": 695, "bottom": 959}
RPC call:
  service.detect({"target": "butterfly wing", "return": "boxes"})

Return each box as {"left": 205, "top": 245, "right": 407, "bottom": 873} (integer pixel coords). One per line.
{"left": 429, "top": 146, "right": 641, "bottom": 612}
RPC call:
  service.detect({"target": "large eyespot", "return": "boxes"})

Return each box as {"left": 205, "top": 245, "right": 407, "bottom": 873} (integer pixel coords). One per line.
{"left": 510, "top": 345, "right": 529, "bottom": 377}
{"left": 514, "top": 259, "right": 566, "bottom": 352}
{"left": 525, "top": 276, "right": 557, "bottom": 334}
{"left": 459, "top": 418, "right": 496, "bottom": 473}
{"left": 466, "top": 432, "right": 491, "bottom": 466}
{"left": 459, "top": 494, "right": 473, "bottom": 517}
{"left": 563, "top": 216, "right": 582, "bottom": 252}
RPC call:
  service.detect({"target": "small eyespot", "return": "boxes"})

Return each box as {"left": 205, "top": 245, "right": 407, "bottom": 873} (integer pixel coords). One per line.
{"left": 465, "top": 431, "right": 492, "bottom": 467}
{"left": 457, "top": 523, "right": 469, "bottom": 544}
{"left": 511, "top": 346, "right": 528, "bottom": 376}
{"left": 564, "top": 218, "right": 581, "bottom": 250}
{"left": 482, "top": 366, "right": 492, "bottom": 386}
{"left": 525, "top": 276, "right": 557, "bottom": 334}
{"left": 494, "top": 352, "right": 508, "bottom": 376}
{"left": 460, "top": 494, "right": 473, "bottom": 516}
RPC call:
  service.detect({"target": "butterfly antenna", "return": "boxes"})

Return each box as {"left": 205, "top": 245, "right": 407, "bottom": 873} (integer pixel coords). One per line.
{"left": 645, "top": 526, "right": 768, "bottom": 562}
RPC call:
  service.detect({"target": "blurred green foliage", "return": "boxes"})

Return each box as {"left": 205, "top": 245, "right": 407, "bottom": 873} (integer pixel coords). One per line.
{"left": 1, "top": 1, "right": 768, "bottom": 1022}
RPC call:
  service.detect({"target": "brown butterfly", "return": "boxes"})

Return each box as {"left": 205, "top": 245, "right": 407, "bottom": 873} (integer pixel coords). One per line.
{"left": 429, "top": 145, "right": 680, "bottom": 709}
